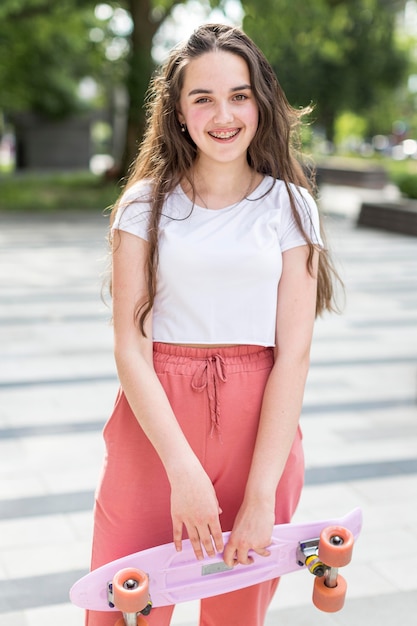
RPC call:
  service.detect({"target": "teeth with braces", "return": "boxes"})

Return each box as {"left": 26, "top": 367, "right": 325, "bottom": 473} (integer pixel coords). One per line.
{"left": 209, "top": 130, "right": 239, "bottom": 139}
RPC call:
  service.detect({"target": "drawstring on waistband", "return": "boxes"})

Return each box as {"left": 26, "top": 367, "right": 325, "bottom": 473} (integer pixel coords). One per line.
{"left": 191, "top": 354, "right": 227, "bottom": 438}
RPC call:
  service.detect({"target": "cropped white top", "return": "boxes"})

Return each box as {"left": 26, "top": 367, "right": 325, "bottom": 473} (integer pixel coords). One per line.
{"left": 112, "top": 176, "right": 323, "bottom": 346}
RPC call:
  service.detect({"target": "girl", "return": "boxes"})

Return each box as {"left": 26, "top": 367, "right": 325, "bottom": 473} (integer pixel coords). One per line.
{"left": 88, "top": 23, "right": 337, "bottom": 626}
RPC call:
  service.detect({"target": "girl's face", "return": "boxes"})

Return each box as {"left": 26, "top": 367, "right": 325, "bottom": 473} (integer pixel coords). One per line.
{"left": 177, "top": 50, "right": 259, "bottom": 168}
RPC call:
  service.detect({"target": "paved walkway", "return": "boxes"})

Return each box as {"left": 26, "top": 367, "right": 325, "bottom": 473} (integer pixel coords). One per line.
{"left": 0, "top": 185, "right": 416, "bottom": 625}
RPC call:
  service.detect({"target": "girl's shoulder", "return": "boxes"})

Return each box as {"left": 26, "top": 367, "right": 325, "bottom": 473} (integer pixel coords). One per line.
{"left": 118, "top": 179, "right": 154, "bottom": 207}
{"left": 259, "top": 176, "right": 315, "bottom": 208}
{"left": 112, "top": 179, "right": 154, "bottom": 237}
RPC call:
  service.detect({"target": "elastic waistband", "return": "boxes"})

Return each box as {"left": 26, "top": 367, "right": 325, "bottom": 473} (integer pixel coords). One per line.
{"left": 153, "top": 342, "right": 271, "bottom": 360}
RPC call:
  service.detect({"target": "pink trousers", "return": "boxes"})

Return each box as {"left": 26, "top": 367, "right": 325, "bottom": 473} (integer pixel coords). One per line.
{"left": 86, "top": 344, "right": 304, "bottom": 626}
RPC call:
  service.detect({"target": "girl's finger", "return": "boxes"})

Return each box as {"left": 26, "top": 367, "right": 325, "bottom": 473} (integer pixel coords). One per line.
{"left": 172, "top": 522, "right": 183, "bottom": 552}
{"left": 209, "top": 523, "right": 224, "bottom": 554}
{"left": 187, "top": 527, "right": 205, "bottom": 561}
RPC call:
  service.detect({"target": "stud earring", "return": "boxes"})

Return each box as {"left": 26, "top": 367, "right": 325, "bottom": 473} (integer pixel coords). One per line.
{"left": 180, "top": 123, "right": 186, "bottom": 133}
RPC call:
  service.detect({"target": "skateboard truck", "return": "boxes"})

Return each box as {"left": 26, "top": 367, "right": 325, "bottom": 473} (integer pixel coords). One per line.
{"left": 297, "top": 537, "right": 326, "bottom": 574}
{"left": 297, "top": 526, "right": 354, "bottom": 612}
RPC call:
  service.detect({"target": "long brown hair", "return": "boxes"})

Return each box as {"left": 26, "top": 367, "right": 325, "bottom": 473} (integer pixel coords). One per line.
{"left": 111, "top": 23, "right": 339, "bottom": 334}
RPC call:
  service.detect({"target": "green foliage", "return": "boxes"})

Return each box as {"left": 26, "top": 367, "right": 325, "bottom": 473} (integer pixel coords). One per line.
{"left": 242, "top": 0, "right": 409, "bottom": 141}
{"left": 334, "top": 112, "right": 368, "bottom": 147}
{"left": 0, "top": 171, "right": 120, "bottom": 211}
{"left": 392, "top": 171, "right": 417, "bottom": 199}
{"left": 381, "top": 157, "right": 417, "bottom": 199}
{"left": 0, "top": 0, "right": 115, "bottom": 117}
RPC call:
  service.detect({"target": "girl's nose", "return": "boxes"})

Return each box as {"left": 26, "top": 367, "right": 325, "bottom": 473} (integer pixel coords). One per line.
{"left": 213, "top": 100, "right": 234, "bottom": 125}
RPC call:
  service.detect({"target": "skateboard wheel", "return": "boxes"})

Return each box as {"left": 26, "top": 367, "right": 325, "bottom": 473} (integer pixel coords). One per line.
{"left": 318, "top": 525, "right": 354, "bottom": 568}
{"left": 112, "top": 567, "right": 149, "bottom": 614}
{"left": 312, "top": 573, "right": 347, "bottom": 612}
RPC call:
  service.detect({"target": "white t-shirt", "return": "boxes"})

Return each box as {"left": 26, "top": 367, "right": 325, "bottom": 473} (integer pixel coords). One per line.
{"left": 112, "top": 176, "right": 323, "bottom": 346}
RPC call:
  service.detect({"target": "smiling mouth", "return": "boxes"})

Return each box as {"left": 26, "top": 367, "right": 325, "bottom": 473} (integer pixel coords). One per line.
{"left": 208, "top": 129, "right": 240, "bottom": 140}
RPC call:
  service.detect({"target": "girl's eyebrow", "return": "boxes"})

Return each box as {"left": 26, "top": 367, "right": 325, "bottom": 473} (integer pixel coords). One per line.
{"left": 187, "top": 84, "right": 252, "bottom": 96}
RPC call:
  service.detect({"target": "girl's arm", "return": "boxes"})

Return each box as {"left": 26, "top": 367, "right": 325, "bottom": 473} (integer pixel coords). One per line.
{"left": 112, "top": 230, "right": 224, "bottom": 559}
{"left": 223, "top": 244, "right": 319, "bottom": 566}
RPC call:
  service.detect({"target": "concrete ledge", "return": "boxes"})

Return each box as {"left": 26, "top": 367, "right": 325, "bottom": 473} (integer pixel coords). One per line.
{"left": 316, "top": 165, "right": 388, "bottom": 189}
{"left": 358, "top": 200, "right": 417, "bottom": 236}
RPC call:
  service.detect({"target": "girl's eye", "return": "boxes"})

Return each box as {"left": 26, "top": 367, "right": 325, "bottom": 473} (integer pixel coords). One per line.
{"left": 195, "top": 97, "right": 210, "bottom": 104}
{"left": 233, "top": 94, "right": 248, "bottom": 101}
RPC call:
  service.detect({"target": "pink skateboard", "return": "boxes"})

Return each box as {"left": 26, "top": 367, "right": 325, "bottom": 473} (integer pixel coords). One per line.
{"left": 70, "top": 508, "right": 362, "bottom": 625}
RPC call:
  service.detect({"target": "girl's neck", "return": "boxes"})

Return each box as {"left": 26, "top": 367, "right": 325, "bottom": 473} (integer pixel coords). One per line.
{"left": 188, "top": 158, "right": 259, "bottom": 211}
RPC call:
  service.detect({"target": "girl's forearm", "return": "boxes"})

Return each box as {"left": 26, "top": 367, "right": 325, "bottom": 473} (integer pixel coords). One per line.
{"left": 243, "top": 353, "right": 310, "bottom": 506}
{"left": 115, "top": 345, "right": 225, "bottom": 558}
{"left": 114, "top": 347, "right": 201, "bottom": 482}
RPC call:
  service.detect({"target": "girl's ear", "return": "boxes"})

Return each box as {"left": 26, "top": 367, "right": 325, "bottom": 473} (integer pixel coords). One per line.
{"left": 177, "top": 109, "right": 185, "bottom": 125}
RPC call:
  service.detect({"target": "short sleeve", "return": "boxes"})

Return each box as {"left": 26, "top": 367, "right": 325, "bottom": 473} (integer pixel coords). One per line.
{"left": 279, "top": 185, "right": 323, "bottom": 252}
{"left": 111, "top": 181, "right": 152, "bottom": 241}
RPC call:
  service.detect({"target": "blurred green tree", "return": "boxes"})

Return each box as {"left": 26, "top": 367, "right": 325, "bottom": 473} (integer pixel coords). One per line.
{"left": 241, "top": 0, "right": 409, "bottom": 142}
{"left": 118, "top": 0, "right": 187, "bottom": 174}
{"left": 0, "top": 0, "right": 110, "bottom": 117}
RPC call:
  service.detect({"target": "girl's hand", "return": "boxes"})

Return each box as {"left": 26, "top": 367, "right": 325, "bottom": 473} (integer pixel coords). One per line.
{"left": 223, "top": 501, "right": 274, "bottom": 567}
{"left": 170, "top": 468, "right": 224, "bottom": 560}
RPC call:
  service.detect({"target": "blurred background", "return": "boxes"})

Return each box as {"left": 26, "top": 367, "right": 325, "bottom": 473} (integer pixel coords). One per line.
{"left": 0, "top": 0, "right": 417, "bottom": 211}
